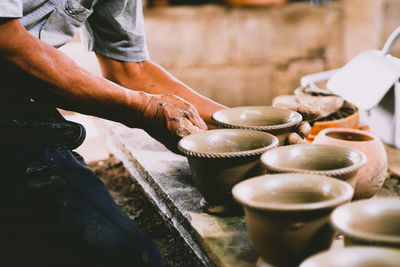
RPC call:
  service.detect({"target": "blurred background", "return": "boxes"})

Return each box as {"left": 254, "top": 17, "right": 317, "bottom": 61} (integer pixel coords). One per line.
{"left": 60, "top": 0, "right": 400, "bottom": 162}
{"left": 63, "top": 0, "right": 400, "bottom": 107}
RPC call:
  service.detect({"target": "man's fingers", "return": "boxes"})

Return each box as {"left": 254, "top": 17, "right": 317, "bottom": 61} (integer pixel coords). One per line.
{"left": 161, "top": 94, "right": 208, "bottom": 131}
{"left": 175, "top": 117, "right": 204, "bottom": 138}
{"left": 184, "top": 108, "right": 208, "bottom": 131}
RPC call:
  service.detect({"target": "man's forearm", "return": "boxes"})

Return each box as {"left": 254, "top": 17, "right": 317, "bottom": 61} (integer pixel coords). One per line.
{"left": 96, "top": 54, "right": 226, "bottom": 126}
{"left": 0, "top": 19, "right": 145, "bottom": 126}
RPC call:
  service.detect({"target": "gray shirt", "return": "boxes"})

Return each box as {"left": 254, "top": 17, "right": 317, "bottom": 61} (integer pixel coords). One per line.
{"left": 0, "top": 0, "right": 149, "bottom": 62}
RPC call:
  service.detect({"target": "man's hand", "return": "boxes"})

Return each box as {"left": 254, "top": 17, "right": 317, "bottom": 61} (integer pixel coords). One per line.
{"left": 131, "top": 92, "right": 208, "bottom": 152}
{"left": 96, "top": 55, "right": 227, "bottom": 128}
{"left": 273, "top": 103, "right": 320, "bottom": 145}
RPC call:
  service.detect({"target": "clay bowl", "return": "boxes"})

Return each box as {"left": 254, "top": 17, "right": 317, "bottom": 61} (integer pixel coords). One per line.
{"left": 313, "top": 128, "right": 387, "bottom": 199}
{"left": 300, "top": 246, "right": 400, "bottom": 267}
{"left": 331, "top": 198, "right": 400, "bottom": 248}
{"left": 178, "top": 129, "right": 278, "bottom": 214}
{"left": 261, "top": 144, "right": 367, "bottom": 188}
{"left": 212, "top": 106, "right": 302, "bottom": 146}
{"left": 232, "top": 173, "right": 354, "bottom": 267}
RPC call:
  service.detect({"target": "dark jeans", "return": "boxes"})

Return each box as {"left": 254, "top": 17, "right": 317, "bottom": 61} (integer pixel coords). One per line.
{"left": 0, "top": 104, "right": 162, "bottom": 266}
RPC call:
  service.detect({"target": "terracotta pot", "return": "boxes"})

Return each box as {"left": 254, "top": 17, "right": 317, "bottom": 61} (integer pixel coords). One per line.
{"left": 307, "top": 111, "right": 360, "bottom": 142}
{"left": 300, "top": 246, "right": 400, "bottom": 267}
{"left": 313, "top": 128, "right": 387, "bottom": 199}
{"left": 232, "top": 173, "right": 353, "bottom": 267}
{"left": 212, "top": 106, "right": 302, "bottom": 146}
{"left": 260, "top": 144, "right": 367, "bottom": 187}
{"left": 178, "top": 129, "right": 278, "bottom": 214}
{"left": 331, "top": 198, "right": 400, "bottom": 248}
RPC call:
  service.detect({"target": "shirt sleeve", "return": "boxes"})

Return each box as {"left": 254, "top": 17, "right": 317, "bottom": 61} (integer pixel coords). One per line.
{"left": 0, "top": 0, "right": 23, "bottom": 18}
{"left": 80, "top": 0, "right": 149, "bottom": 62}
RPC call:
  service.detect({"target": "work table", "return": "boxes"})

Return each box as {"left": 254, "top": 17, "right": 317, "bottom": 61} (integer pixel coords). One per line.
{"left": 106, "top": 122, "right": 400, "bottom": 267}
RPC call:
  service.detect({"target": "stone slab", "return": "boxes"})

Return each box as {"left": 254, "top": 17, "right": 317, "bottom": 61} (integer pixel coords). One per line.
{"left": 106, "top": 122, "right": 400, "bottom": 266}
{"left": 106, "top": 122, "right": 256, "bottom": 266}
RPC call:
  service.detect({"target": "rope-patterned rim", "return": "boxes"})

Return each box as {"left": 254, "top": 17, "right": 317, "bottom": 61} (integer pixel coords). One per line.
{"left": 331, "top": 199, "right": 400, "bottom": 246}
{"left": 262, "top": 162, "right": 364, "bottom": 178}
{"left": 232, "top": 173, "right": 354, "bottom": 212}
{"left": 261, "top": 145, "right": 367, "bottom": 178}
{"left": 334, "top": 229, "right": 400, "bottom": 247}
{"left": 178, "top": 131, "right": 279, "bottom": 159}
{"left": 212, "top": 106, "right": 303, "bottom": 131}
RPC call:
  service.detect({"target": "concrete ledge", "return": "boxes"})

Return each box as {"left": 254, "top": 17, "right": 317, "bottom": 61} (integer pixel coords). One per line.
{"left": 106, "top": 122, "right": 257, "bottom": 266}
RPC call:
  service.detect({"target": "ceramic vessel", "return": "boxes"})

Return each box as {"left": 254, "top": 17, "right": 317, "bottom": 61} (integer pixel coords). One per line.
{"left": 178, "top": 129, "right": 278, "bottom": 214}
{"left": 331, "top": 198, "right": 400, "bottom": 248}
{"left": 307, "top": 111, "right": 360, "bottom": 142}
{"left": 232, "top": 173, "right": 354, "bottom": 267}
{"left": 212, "top": 106, "right": 302, "bottom": 146}
{"left": 260, "top": 144, "right": 367, "bottom": 189}
{"left": 300, "top": 246, "right": 400, "bottom": 267}
{"left": 313, "top": 128, "right": 387, "bottom": 199}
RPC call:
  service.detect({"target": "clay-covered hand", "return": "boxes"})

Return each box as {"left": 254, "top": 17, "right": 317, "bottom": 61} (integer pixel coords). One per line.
{"left": 134, "top": 92, "right": 208, "bottom": 151}
{"left": 273, "top": 102, "right": 320, "bottom": 145}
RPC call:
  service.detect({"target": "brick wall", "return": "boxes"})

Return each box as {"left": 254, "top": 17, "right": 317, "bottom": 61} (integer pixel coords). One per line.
{"left": 143, "top": 0, "right": 400, "bottom": 106}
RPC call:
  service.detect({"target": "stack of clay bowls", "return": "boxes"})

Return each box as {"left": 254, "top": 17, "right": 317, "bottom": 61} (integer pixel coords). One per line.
{"left": 260, "top": 144, "right": 367, "bottom": 194}
{"left": 313, "top": 128, "right": 387, "bottom": 199}
{"left": 232, "top": 173, "right": 354, "bottom": 266}
{"left": 178, "top": 129, "right": 278, "bottom": 214}
{"left": 212, "top": 106, "right": 303, "bottom": 146}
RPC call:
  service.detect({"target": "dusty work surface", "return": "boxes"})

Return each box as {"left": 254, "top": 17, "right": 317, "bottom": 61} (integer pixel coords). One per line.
{"left": 106, "top": 122, "right": 400, "bottom": 267}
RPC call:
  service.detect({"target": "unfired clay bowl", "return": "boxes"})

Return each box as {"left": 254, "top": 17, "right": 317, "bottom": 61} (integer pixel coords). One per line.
{"left": 313, "top": 128, "right": 387, "bottom": 199}
{"left": 232, "top": 173, "right": 354, "bottom": 267}
{"left": 261, "top": 144, "right": 367, "bottom": 188}
{"left": 178, "top": 129, "right": 278, "bottom": 214}
{"left": 300, "top": 246, "right": 400, "bottom": 267}
{"left": 212, "top": 106, "right": 302, "bottom": 146}
{"left": 331, "top": 198, "right": 400, "bottom": 248}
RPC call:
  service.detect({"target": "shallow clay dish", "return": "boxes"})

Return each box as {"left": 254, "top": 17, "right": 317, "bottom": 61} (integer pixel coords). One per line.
{"left": 300, "top": 246, "right": 400, "bottom": 267}
{"left": 331, "top": 198, "right": 400, "bottom": 247}
{"left": 212, "top": 106, "right": 302, "bottom": 145}
{"left": 178, "top": 129, "right": 278, "bottom": 215}
{"left": 314, "top": 128, "right": 387, "bottom": 199}
{"left": 232, "top": 173, "right": 354, "bottom": 267}
{"left": 261, "top": 144, "right": 367, "bottom": 187}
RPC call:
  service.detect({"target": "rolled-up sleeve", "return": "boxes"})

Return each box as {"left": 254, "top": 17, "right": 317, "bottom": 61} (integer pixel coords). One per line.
{"left": 81, "top": 0, "right": 149, "bottom": 62}
{"left": 0, "top": 0, "right": 23, "bottom": 18}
